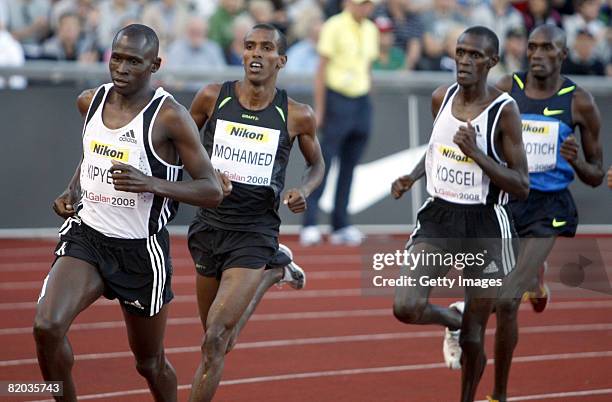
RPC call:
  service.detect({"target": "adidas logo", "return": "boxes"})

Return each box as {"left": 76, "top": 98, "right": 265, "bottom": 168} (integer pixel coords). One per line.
{"left": 119, "top": 129, "right": 137, "bottom": 144}
{"left": 123, "top": 299, "right": 144, "bottom": 310}
{"left": 482, "top": 260, "right": 499, "bottom": 274}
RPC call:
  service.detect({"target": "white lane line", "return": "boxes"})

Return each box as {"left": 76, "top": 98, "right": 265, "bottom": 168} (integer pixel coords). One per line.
{"left": 3, "top": 323, "right": 612, "bottom": 367}
{"left": 29, "top": 353, "right": 612, "bottom": 402}
{"left": 0, "top": 289, "right": 365, "bottom": 310}
{"left": 3, "top": 300, "right": 612, "bottom": 335}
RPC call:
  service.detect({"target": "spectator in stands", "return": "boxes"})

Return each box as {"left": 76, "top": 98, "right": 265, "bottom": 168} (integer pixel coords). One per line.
{"left": 521, "top": 0, "right": 563, "bottom": 33}
{"left": 301, "top": 0, "right": 379, "bottom": 246}
{"left": 5, "top": 0, "right": 51, "bottom": 58}
{"left": 285, "top": 7, "right": 323, "bottom": 73}
{"left": 0, "top": 1, "right": 27, "bottom": 89}
{"left": 194, "top": 0, "right": 218, "bottom": 19}
{"left": 41, "top": 12, "right": 97, "bottom": 62}
{"left": 420, "top": 0, "right": 466, "bottom": 70}
{"left": 469, "top": 0, "right": 524, "bottom": 50}
{"left": 562, "top": 27, "right": 606, "bottom": 75}
{"left": 429, "top": 24, "right": 465, "bottom": 72}
{"left": 564, "top": 0, "right": 608, "bottom": 60}
{"left": 373, "top": 0, "right": 424, "bottom": 70}
{"left": 225, "top": 14, "right": 254, "bottom": 65}
{"left": 249, "top": 0, "right": 275, "bottom": 25}
{"left": 288, "top": 0, "right": 325, "bottom": 22}
{"left": 208, "top": 0, "right": 244, "bottom": 51}
{"left": 97, "top": 0, "right": 140, "bottom": 48}
{"left": 267, "top": 0, "right": 290, "bottom": 33}
{"left": 491, "top": 27, "right": 528, "bottom": 78}
{"left": 165, "top": 16, "right": 226, "bottom": 70}
{"left": 372, "top": 16, "right": 405, "bottom": 70}
{"left": 142, "top": 0, "right": 190, "bottom": 54}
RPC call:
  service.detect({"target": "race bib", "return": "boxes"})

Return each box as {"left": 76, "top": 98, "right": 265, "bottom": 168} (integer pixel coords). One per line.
{"left": 80, "top": 140, "right": 140, "bottom": 208}
{"left": 522, "top": 120, "right": 559, "bottom": 173}
{"left": 211, "top": 119, "right": 280, "bottom": 186}
{"left": 430, "top": 143, "right": 483, "bottom": 203}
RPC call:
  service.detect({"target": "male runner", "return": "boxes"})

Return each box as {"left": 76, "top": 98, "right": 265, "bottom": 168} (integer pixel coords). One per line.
{"left": 391, "top": 26, "right": 529, "bottom": 402}
{"left": 489, "top": 24, "right": 604, "bottom": 402}
{"left": 187, "top": 24, "right": 324, "bottom": 402}
{"left": 33, "top": 25, "right": 223, "bottom": 402}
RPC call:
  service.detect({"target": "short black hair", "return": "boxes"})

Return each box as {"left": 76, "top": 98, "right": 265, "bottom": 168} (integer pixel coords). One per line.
{"left": 251, "top": 23, "right": 287, "bottom": 56}
{"left": 462, "top": 25, "right": 500, "bottom": 57}
{"left": 530, "top": 24, "right": 567, "bottom": 49}
{"left": 113, "top": 24, "right": 159, "bottom": 57}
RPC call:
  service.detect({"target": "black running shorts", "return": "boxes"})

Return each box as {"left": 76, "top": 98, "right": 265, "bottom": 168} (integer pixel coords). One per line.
{"left": 50, "top": 216, "right": 173, "bottom": 317}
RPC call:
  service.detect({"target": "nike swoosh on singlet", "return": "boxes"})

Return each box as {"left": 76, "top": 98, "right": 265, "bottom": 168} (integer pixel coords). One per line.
{"left": 543, "top": 107, "right": 564, "bottom": 117}
{"left": 552, "top": 218, "right": 567, "bottom": 228}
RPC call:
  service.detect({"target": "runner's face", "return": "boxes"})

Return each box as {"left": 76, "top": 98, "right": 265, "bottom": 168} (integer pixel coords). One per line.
{"left": 242, "top": 29, "right": 286, "bottom": 83}
{"left": 527, "top": 31, "right": 565, "bottom": 79}
{"left": 454, "top": 34, "right": 496, "bottom": 86}
{"left": 109, "top": 34, "right": 159, "bottom": 95}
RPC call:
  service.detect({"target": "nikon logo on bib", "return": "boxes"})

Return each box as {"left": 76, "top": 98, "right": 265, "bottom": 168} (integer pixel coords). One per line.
{"left": 89, "top": 140, "right": 130, "bottom": 162}
{"left": 430, "top": 142, "right": 483, "bottom": 203}
{"left": 212, "top": 119, "right": 280, "bottom": 186}
{"left": 521, "top": 119, "right": 559, "bottom": 173}
{"left": 439, "top": 144, "right": 474, "bottom": 164}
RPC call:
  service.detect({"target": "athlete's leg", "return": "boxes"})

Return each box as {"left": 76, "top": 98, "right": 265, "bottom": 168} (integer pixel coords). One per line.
{"left": 33, "top": 256, "right": 104, "bottom": 402}
{"left": 122, "top": 305, "right": 177, "bottom": 402}
{"left": 189, "top": 267, "right": 265, "bottom": 402}
{"left": 491, "top": 236, "right": 556, "bottom": 401}
{"left": 460, "top": 288, "right": 497, "bottom": 402}
{"left": 393, "top": 243, "right": 460, "bottom": 329}
{"left": 225, "top": 267, "right": 282, "bottom": 353}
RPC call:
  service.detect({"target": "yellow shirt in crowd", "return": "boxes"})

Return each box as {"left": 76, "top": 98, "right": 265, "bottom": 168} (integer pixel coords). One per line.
{"left": 317, "top": 11, "right": 379, "bottom": 98}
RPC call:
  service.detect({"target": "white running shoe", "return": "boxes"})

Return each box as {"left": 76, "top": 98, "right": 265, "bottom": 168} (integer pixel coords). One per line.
{"left": 443, "top": 301, "right": 465, "bottom": 370}
{"left": 299, "top": 226, "right": 322, "bottom": 247}
{"left": 277, "top": 244, "right": 306, "bottom": 289}
{"left": 329, "top": 226, "right": 364, "bottom": 246}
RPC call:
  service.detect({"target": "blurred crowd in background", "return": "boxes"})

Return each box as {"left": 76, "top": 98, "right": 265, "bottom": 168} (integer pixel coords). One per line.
{"left": 0, "top": 0, "right": 611, "bottom": 80}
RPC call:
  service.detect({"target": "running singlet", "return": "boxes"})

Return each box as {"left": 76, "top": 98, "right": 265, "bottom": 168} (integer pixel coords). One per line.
{"left": 425, "top": 83, "right": 515, "bottom": 205}
{"left": 78, "top": 84, "right": 183, "bottom": 239}
{"left": 510, "top": 72, "right": 576, "bottom": 192}
{"left": 196, "top": 81, "right": 292, "bottom": 236}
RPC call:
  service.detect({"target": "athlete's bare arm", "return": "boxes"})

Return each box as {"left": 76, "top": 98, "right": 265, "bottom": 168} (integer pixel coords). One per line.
{"left": 284, "top": 99, "right": 325, "bottom": 213}
{"left": 391, "top": 85, "right": 448, "bottom": 199}
{"left": 52, "top": 89, "right": 96, "bottom": 219}
{"left": 564, "top": 87, "right": 604, "bottom": 187}
{"left": 189, "top": 83, "right": 223, "bottom": 131}
{"left": 455, "top": 100, "right": 529, "bottom": 200}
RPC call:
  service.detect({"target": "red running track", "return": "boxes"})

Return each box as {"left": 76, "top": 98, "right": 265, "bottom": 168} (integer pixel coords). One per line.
{"left": 0, "top": 235, "right": 611, "bottom": 402}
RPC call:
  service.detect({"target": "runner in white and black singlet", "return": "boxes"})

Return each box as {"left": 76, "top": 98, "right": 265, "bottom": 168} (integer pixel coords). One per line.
{"left": 34, "top": 25, "right": 223, "bottom": 402}
{"left": 390, "top": 27, "right": 529, "bottom": 402}
{"left": 186, "top": 24, "right": 324, "bottom": 402}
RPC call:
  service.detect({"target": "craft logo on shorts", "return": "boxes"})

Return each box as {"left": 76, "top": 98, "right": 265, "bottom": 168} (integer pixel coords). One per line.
{"left": 438, "top": 145, "right": 473, "bottom": 164}
{"left": 225, "top": 123, "right": 269, "bottom": 143}
{"left": 522, "top": 121, "right": 550, "bottom": 135}
{"left": 89, "top": 140, "right": 129, "bottom": 162}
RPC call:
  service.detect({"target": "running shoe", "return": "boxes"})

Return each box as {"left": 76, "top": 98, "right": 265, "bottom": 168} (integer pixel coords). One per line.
{"left": 522, "top": 262, "right": 550, "bottom": 313}
{"left": 443, "top": 301, "right": 464, "bottom": 370}
{"left": 277, "top": 243, "right": 306, "bottom": 289}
